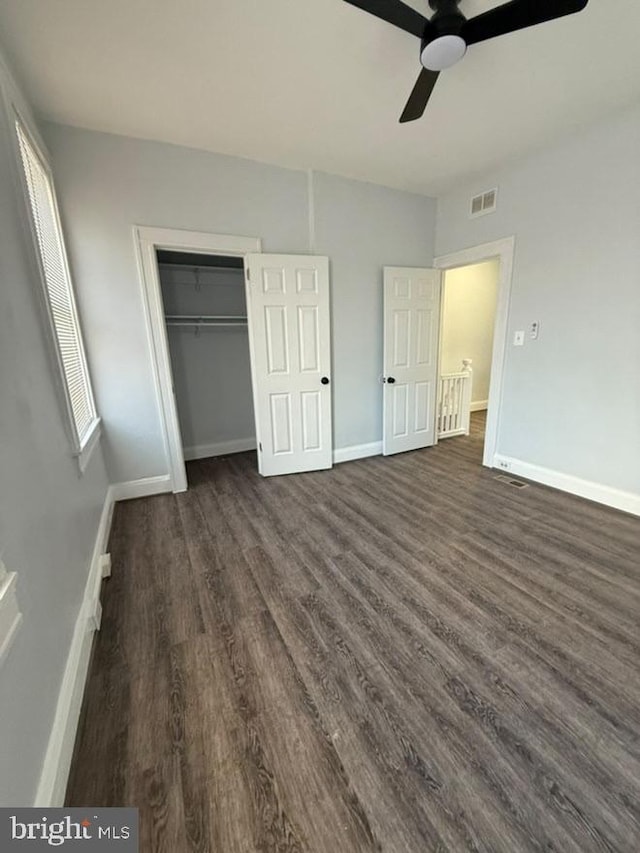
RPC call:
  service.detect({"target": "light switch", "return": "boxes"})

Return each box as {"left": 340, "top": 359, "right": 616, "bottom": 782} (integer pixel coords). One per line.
{"left": 513, "top": 330, "right": 525, "bottom": 346}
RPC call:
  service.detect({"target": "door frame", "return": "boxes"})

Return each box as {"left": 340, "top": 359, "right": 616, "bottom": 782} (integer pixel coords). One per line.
{"left": 134, "top": 226, "right": 261, "bottom": 492}
{"left": 434, "top": 236, "right": 515, "bottom": 468}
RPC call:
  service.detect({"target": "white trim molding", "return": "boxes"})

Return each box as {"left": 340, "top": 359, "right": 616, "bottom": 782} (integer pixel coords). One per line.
{"left": 493, "top": 454, "right": 640, "bottom": 517}
{"left": 35, "top": 486, "right": 115, "bottom": 806}
{"left": 75, "top": 417, "right": 102, "bottom": 474}
{"left": 470, "top": 400, "right": 488, "bottom": 412}
{"left": 435, "top": 236, "right": 515, "bottom": 469}
{"left": 333, "top": 441, "right": 382, "bottom": 465}
{"left": 0, "top": 571, "right": 22, "bottom": 667}
{"left": 134, "top": 226, "right": 262, "bottom": 494}
{"left": 183, "top": 437, "right": 256, "bottom": 461}
{"left": 110, "top": 474, "right": 172, "bottom": 502}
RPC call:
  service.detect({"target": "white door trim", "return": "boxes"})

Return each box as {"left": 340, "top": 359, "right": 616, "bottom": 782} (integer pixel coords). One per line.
{"left": 434, "top": 237, "right": 515, "bottom": 468}
{"left": 134, "top": 226, "right": 262, "bottom": 492}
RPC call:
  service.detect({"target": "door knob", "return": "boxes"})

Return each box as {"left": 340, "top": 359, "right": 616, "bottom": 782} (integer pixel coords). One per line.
{"left": 387, "top": 377, "right": 396, "bottom": 384}
{"left": 321, "top": 376, "right": 330, "bottom": 385}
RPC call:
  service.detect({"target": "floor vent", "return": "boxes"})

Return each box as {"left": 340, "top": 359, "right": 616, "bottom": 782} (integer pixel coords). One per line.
{"left": 494, "top": 474, "right": 529, "bottom": 489}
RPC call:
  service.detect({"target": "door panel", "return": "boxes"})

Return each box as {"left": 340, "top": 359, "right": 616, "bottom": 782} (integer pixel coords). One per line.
{"left": 414, "top": 380, "right": 431, "bottom": 432}
{"left": 246, "top": 254, "right": 332, "bottom": 476}
{"left": 270, "top": 394, "right": 293, "bottom": 455}
{"left": 301, "top": 391, "right": 322, "bottom": 450}
{"left": 383, "top": 267, "right": 441, "bottom": 456}
{"left": 392, "top": 383, "right": 409, "bottom": 437}
{"left": 265, "top": 306, "right": 289, "bottom": 373}
{"left": 416, "top": 310, "right": 432, "bottom": 364}
{"left": 298, "top": 306, "right": 320, "bottom": 372}
{"left": 394, "top": 311, "right": 411, "bottom": 366}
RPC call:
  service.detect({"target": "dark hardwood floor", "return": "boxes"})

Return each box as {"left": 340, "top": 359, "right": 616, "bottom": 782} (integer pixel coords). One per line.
{"left": 67, "top": 412, "right": 640, "bottom": 852}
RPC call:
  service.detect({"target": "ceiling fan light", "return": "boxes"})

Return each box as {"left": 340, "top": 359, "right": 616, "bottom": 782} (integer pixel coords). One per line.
{"left": 420, "top": 35, "right": 467, "bottom": 71}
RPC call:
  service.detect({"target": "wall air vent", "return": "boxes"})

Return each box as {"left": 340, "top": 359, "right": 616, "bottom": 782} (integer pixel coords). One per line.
{"left": 470, "top": 188, "right": 498, "bottom": 218}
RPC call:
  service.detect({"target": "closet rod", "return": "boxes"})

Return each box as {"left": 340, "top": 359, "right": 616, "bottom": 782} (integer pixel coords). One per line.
{"left": 166, "top": 322, "right": 247, "bottom": 328}
{"left": 165, "top": 314, "right": 247, "bottom": 327}
{"left": 166, "top": 321, "right": 248, "bottom": 327}
{"left": 158, "top": 262, "right": 245, "bottom": 275}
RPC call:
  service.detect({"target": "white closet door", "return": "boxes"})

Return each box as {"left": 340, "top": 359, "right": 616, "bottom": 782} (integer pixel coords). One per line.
{"left": 245, "top": 254, "right": 332, "bottom": 476}
{"left": 383, "top": 266, "right": 441, "bottom": 456}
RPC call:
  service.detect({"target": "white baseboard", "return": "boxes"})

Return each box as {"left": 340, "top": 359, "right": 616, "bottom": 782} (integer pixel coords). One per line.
{"left": 470, "top": 400, "right": 488, "bottom": 412}
{"left": 493, "top": 454, "right": 640, "bottom": 517}
{"left": 183, "top": 437, "right": 256, "bottom": 461}
{"left": 109, "top": 474, "right": 172, "bottom": 502}
{"left": 334, "top": 441, "right": 382, "bottom": 465}
{"left": 35, "top": 486, "right": 115, "bottom": 807}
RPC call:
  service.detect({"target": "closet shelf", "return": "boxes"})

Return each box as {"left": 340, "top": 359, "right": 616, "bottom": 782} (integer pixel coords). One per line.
{"left": 166, "top": 314, "right": 247, "bottom": 327}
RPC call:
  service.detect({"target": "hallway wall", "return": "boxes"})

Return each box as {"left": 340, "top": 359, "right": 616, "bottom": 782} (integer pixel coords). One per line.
{"left": 441, "top": 259, "right": 499, "bottom": 408}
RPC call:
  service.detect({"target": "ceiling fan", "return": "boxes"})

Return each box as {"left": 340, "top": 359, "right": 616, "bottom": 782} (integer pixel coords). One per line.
{"left": 344, "top": 0, "right": 589, "bottom": 122}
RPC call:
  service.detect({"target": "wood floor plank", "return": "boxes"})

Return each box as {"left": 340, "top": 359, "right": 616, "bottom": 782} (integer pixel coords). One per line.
{"left": 67, "top": 414, "right": 640, "bottom": 852}
{"left": 419, "top": 537, "right": 640, "bottom": 731}
{"left": 243, "top": 550, "right": 455, "bottom": 851}
{"left": 236, "top": 609, "right": 380, "bottom": 853}
{"left": 136, "top": 757, "right": 188, "bottom": 853}
{"left": 243, "top": 543, "right": 592, "bottom": 852}
{"left": 292, "top": 578, "right": 572, "bottom": 852}
{"left": 320, "top": 556, "right": 630, "bottom": 849}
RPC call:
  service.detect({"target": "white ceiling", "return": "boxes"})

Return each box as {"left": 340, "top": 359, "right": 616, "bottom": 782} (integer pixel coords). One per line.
{"left": 0, "top": 0, "right": 639, "bottom": 195}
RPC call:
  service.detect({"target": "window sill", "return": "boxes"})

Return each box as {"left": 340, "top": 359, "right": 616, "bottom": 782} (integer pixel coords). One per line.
{"left": 0, "top": 571, "right": 22, "bottom": 667}
{"left": 75, "top": 417, "right": 102, "bottom": 475}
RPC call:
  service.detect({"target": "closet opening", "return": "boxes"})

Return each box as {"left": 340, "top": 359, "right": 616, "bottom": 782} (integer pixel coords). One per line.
{"left": 157, "top": 250, "right": 257, "bottom": 472}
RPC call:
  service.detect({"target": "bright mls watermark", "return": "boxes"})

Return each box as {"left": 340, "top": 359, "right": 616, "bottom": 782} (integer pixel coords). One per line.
{"left": 1, "top": 808, "right": 138, "bottom": 850}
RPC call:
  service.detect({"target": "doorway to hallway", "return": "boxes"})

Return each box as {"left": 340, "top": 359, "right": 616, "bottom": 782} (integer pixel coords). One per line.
{"left": 434, "top": 237, "right": 515, "bottom": 469}
{"left": 437, "top": 258, "right": 500, "bottom": 460}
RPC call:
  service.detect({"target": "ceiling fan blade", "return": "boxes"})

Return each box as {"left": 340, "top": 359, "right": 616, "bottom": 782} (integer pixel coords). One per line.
{"left": 343, "top": 0, "right": 430, "bottom": 39}
{"left": 462, "top": 0, "right": 589, "bottom": 46}
{"left": 399, "top": 68, "right": 439, "bottom": 123}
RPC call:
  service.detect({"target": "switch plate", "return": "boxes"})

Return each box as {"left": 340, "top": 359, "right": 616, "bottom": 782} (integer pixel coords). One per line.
{"left": 513, "top": 330, "right": 525, "bottom": 346}
{"left": 530, "top": 321, "right": 539, "bottom": 340}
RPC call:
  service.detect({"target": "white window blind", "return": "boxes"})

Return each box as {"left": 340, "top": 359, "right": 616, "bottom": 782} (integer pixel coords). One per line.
{"left": 15, "top": 119, "right": 98, "bottom": 449}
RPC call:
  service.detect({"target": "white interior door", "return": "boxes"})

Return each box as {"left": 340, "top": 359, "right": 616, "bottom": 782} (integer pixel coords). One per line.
{"left": 383, "top": 266, "right": 441, "bottom": 456}
{"left": 245, "top": 254, "right": 332, "bottom": 476}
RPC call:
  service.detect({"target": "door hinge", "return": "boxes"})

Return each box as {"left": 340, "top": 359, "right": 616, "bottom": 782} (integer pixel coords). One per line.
{"left": 246, "top": 267, "right": 251, "bottom": 282}
{"left": 259, "top": 442, "right": 262, "bottom": 452}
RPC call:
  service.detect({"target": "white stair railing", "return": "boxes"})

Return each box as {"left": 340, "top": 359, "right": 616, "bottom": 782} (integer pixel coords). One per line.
{"left": 437, "top": 359, "right": 473, "bottom": 439}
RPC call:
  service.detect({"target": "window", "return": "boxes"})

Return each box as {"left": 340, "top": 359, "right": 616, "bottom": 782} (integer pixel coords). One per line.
{"left": 15, "top": 117, "right": 100, "bottom": 467}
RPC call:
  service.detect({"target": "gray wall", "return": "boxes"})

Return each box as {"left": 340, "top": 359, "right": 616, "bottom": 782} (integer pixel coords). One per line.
{"left": 313, "top": 171, "right": 437, "bottom": 448}
{"left": 159, "top": 265, "right": 255, "bottom": 453}
{"left": 0, "top": 57, "right": 109, "bottom": 805}
{"left": 43, "top": 123, "right": 438, "bottom": 481}
{"left": 436, "top": 104, "right": 640, "bottom": 495}
{"left": 44, "top": 124, "right": 310, "bottom": 484}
